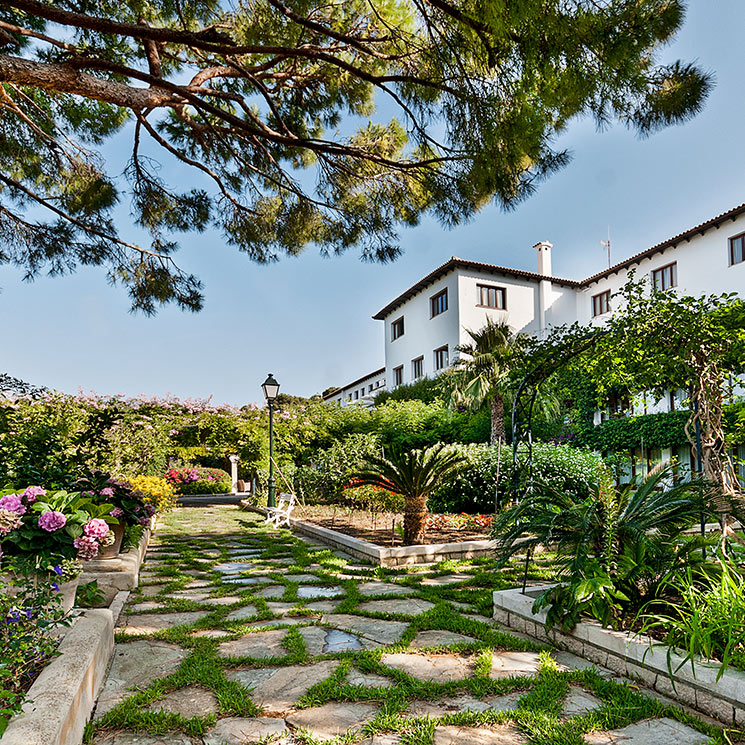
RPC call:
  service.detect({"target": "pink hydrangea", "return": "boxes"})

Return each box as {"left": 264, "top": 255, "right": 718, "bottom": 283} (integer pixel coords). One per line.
{"left": 110, "top": 507, "right": 124, "bottom": 518}
{"left": 73, "top": 535, "right": 99, "bottom": 560}
{"left": 83, "top": 518, "right": 110, "bottom": 540}
{"left": 0, "top": 495, "right": 25, "bottom": 515}
{"left": 22, "top": 486, "right": 46, "bottom": 503}
{"left": 0, "top": 509, "right": 22, "bottom": 536}
{"left": 38, "top": 511, "right": 67, "bottom": 532}
{"left": 98, "top": 487, "right": 114, "bottom": 497}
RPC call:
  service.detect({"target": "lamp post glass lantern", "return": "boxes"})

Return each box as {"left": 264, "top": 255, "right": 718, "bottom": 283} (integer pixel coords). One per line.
{"left": 262, "top": 374, "right": 280, "bottom": 508}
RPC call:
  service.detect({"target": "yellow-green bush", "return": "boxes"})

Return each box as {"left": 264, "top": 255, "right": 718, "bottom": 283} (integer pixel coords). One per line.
{"left": 127, "top": 475, "right": 178, "bottom": 514}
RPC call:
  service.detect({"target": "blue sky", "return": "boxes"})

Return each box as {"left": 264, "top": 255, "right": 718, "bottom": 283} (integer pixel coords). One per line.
{"left": 2, "top": 1, "right": 743, "bottom": 405}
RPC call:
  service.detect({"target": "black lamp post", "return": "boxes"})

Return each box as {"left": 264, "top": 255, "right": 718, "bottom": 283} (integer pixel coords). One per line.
{"left": 261, "top": 373, "right": 280, "bottom": 508}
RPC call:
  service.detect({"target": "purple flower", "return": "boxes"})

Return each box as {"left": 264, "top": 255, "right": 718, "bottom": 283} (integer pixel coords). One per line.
{"left": 73, "top": 535, "right": 99, "bottom": 560}
{"left": 53, "top": 565, "right": 64, "bottom": 576}
{"left": 138, "top": 515, "right": 151, "bottom": 527}
{"left": 144, "top": 504, "right": 156, "bottom": 517}
{"left": 110, "top": 507, "right": 124, "bottom": 518}
{"left": 52, "top": 583, "right": 59, "bottom": 592}
{"left": 98, "top": 487, "right": 114, "bottom": 497}
{"left": 23, "top": 486, "right": 46, "bottom": 503}
{"left": 38, "top": 511, "right": 67, "bottom": 532}
{"left": 83, "top": 518, "right": 109, "bottom": 540}
{"left": 0, "top": 494, "right": 25, "bottom": 515}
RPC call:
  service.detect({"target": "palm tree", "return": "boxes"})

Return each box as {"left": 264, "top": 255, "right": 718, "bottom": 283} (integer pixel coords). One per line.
{"left": 354, "top": 444, "right": 466, "bottom": 545}
{"left": 448, "top": 318, "right": 528, "bottom": 444}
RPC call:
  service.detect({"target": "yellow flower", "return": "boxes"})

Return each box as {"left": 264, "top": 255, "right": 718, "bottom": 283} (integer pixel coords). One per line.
{"left": 127, "top": 475, "right": 178, "bottom": 514}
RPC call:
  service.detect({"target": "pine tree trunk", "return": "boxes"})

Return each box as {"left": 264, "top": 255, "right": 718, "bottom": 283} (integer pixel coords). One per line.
{"left": 491, "top": 393, "right": 506, "bottom": 446}
{"left": 403, "top": 492, "right": 428, "bottom": 545}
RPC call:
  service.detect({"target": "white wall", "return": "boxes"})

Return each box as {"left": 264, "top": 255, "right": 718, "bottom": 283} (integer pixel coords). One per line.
{"left": 325, "top": 368, "right": 386, "bottom": 405}
{"left": 382, "top": 272, "right": 460, "bottom": 388}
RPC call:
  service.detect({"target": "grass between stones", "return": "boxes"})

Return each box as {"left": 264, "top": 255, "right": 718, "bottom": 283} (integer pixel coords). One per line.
{"left": 85, "top": 507, "right": 741, "bottom": 745}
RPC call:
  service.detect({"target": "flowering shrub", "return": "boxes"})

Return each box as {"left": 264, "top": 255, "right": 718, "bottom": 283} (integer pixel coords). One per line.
{"left": 126, "top": 475, "right": 178, "bottom": 513}
{"left": 429, "top": 441, "right": 605, "bottom": 514}
{"left": 341, "top": 481, "right": 404, "bottom": 514}
{"left": 74, "top": 472, "right": 153, "bottom": 528}
{"left": 164, "top": 466, "right": 231, "bottom": 495}
{"left": 0, "top": 487, "right": 114, "bottom": 571}
{"left": 0, "top": 563, "right": 73, "bottom": 734}
{"left": 427, "top": 513, "right": 494, "bottom": 532}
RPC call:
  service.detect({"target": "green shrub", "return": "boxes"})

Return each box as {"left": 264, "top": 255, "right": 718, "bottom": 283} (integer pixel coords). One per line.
{"left": 430, "top": 441, "right": 605, "bottom": 513}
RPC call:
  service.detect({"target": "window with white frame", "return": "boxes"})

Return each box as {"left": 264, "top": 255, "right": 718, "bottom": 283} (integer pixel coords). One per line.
{"left": 393, "top": 365, "right": 403, "bottom": 387}
{"left": 652, "top": 262, "right": 677, "bottom": 291}
{"left": 412, "top": 356, "right": 424, "bottom": 379}
{"left": 430, "top": 289, "right": 448, "bottom": 317}
{"left": 391, "top": 317, "right": 404, "bottom": 340}
{"left": 592, "top": 290, "right": 610, "bottom": 317}
{"left": 729, "top": 233, "right": 745, "bottom": 266}
{"left": 433, "top": 345, "right": 449, "bottom": 371}
{"left": 477, "top": 284, "right": 506, "bottom": 309}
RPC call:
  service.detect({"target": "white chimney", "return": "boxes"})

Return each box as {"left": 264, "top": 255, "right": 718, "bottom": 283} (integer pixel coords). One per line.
{"left": 533, "top": 240, "right": 553, "bottom": 277}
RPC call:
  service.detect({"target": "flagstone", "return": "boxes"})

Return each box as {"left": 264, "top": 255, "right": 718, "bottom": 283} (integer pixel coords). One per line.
{"left": 168, "top": 590, "right": 211, "bottom": 602}
{"left": 562, "top": 688, "right": 603, "bottom": 717}
{"left": 118, "top": 611, "right": 209, "bottom": 635}
{"left": 147, "top": 685, "right": 219, "bottom": 717}
{"left": 300, "top": 626, "right": 365, "bottom": 655}
{"left": 285, "top": 702, "right": 380, "bottom": 742}
{"left": 490, "top": 651, "right": 542, "bottom": 678}
{"left": 297, "top": 585, "right": 345, "bottom": 599}
{"left": 223, "top": 576, "right": 270, "bottom": 585}
{"left": 359, "top": 736, "right": 403, "bottom": 745}
{"left": 225, "top": 604, "right": 259, "bottom": 621}
{"left": 214, "top": 562, "right": 256, "bottom": 574}
{"left": 283, "top": 573, "right": 321, "bottom": 582}
{"left": 202, "top": 717, "right": 290, "bottom": 745}
{"left": 204, "top": 595, "right": 243, "bottom": 606}
{"left": 323, "top": 614, "right": 409, "bottom": 646}
{"left": 356, "top": 598, "right": 435, "bottom": 615}
{"left": 406, "top": 692, "right": 521, "bottom": 718}
{"left": 218, "top": 628, "right": 287, "bottom": 658}
{"left": 357, "top": 582, "right": 411, "bottom": 596}
{"left": 421, "top": 574, "right": 473, "bottom": 586}
{"left": 584, "top": 717, "right": 710, "bottom": 745}
{"left": 93, "top": 734, "right": 193, "bottom": 745}
{"left": 227, "top": 660, "right": 340, "bottom": 714}
{"left": 433, "top": 725, "right": 526, "bottom": 745}
{"left": 409, "top": 630, "right": 477, "bottom": 648}
{"left": 95, "top": 640, "right": 188, "bottom": 717}
{"left": 183, "top": 578, "right": 212, "bottom": 588}
{"left": 346, "top": 668, "right": 393, "bottom": 688}
{"left": 303, "top": 599, "right": 340, "bottom": 613}
{"left": 137, "top": 585, "right": 166, "bottom": 597}
{"left": 127, "top": 601, "right": 163, "bottom": 613}
{"left": 381, "top": 653, "right": 475, "bottom": 682}
{"left": 266, "top": 601, "right": 298, "bottom": 614}
{"left": 253, "top": 585, "right": 287, "bottom": 598}
{"left": 192, "top": 629, "right": 232, "bottom": 638}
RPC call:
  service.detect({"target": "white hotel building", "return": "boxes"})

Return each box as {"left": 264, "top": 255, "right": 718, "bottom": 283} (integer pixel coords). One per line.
{"left": 325, "top": 202, "right": 745, "bottom": 409}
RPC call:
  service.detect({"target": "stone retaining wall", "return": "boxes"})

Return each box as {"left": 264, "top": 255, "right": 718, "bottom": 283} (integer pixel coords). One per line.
{"left": 242, "top": 504, "right": 496, "bottom": 566}
{"left": 0, "top": 597, "right": 126, "bottom": 745}
{"left": 79, "top": 529, "right": 149, "bottom": 602}
{"left": 493, "top": 584, "right": 745, "bottom": 725}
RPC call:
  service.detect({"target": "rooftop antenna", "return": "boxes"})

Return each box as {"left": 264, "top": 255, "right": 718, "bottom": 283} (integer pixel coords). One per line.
{"left": 600, "top": 227, "right": 611, "bottom": 269}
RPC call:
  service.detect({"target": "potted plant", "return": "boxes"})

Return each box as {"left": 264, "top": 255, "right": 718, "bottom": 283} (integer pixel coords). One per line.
{"left": 75, "top": 472, "right": 155, "bottom": 558}
{"left": 0, "top": 486, "right": 115, "bottom": 612}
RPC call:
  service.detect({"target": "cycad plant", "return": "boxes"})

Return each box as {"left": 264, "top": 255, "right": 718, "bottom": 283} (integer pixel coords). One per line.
{"left": 491, "top": 463, "right": 713, "bottom": 630}
{"left": 354, "top": 444, "right": 466, "bottom": 545}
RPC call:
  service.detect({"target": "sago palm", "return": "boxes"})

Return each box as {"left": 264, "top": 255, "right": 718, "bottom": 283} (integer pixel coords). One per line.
{"left": 448, "top": 317, "right": 528, "bottom": 444}
{"left": 354, "top": 444, "right": 466, "bottom": 545}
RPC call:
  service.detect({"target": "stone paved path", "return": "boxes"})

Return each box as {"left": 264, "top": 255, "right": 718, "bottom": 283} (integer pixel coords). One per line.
{"left": 88, "top": 506, "right": 726, "bottom": 745}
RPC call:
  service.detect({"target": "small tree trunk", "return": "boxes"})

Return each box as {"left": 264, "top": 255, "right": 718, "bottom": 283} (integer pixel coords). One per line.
{"left": 491, "top": 393, "right": 506, "bottom": 446}
{"left": 403, "top": 492, "right": 428, "bottom": 545}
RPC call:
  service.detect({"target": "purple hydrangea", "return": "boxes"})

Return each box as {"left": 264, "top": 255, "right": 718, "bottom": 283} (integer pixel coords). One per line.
{"left": 83, "top": 518, "right": 110, "bottom": 540}
{"left": 38, "top": 510, "right": 67, "bottom": 532}
{"left": 110, "top": 507, "right": 124, "bottom": 518}
{"left": 73, "top": 535, "right": 99, "bottom": 560}
{"left": 0, "top": 494, "right": 25, "bottom": 516}
{"left": 138, "top": 515, "right": 151, "bottom": 527}
{"left": 144, "top": 504, "right": 156, "bottom": 517}
{"left": 98, "top": 487, "right": 114, "bottom": 497}
{"left": 22, "top": 486, "right": 46, "bottom": 503}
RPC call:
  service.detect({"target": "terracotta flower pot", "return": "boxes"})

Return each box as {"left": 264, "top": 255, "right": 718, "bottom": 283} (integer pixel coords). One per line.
{"left": 98, "top": 521, "right": 125, "bottom": 559}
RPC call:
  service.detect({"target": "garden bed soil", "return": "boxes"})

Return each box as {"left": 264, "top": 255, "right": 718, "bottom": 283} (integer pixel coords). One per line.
{"left": 295, "top": 505, "right": 490, "bottom": 546}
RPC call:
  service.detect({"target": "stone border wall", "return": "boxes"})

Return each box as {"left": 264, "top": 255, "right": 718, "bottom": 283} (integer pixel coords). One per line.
{"left": 242, "top": 504, "right": 496, "bottom": 566}
{"left": 0, "top": 598, "right": 124, "bottom": 745}
{"left": 493, "top": 585, "right": 745, "bottom": 725}
{"left": 79, "top": 529, "right": 150, "bottom": 599}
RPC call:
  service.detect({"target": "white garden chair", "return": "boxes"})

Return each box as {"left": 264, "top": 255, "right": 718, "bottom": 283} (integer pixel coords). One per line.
{"left": 265, "top": 492, "right": 297, "bottom": 528}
